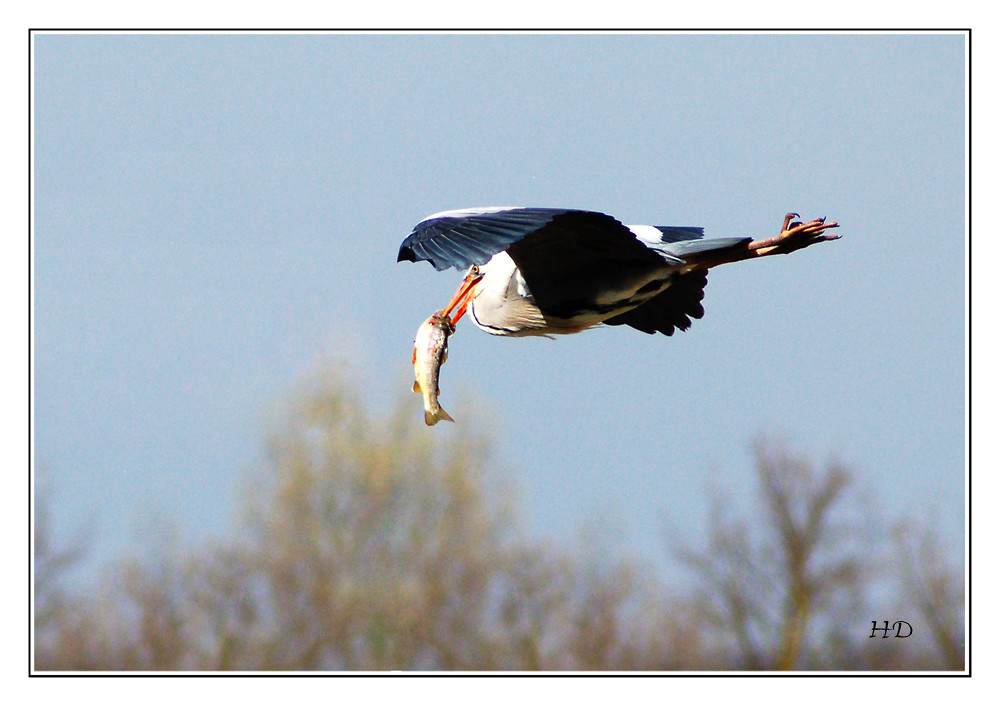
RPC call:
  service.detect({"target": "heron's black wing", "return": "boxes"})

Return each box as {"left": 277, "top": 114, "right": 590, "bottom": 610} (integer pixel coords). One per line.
{"left": 398, "top": 207, "right": 582, "bottom": 271}
{"left": 503, "top": 210, "right": 674, "bottom": 317}
{"left": 603, "top": 269, "right": 709, "bottom": 336}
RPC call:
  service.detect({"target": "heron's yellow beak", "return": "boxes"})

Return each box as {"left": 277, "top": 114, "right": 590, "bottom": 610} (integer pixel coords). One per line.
{"left": 442, "top": 271, "right": 483, "bottom": 324}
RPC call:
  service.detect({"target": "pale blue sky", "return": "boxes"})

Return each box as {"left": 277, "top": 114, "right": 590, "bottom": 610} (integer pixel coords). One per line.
{"left": 33, "top": 32, "right": 966, "bottom": 578}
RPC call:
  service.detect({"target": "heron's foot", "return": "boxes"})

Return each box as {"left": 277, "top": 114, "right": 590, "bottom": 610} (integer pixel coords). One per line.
{"left": 749, "top": 213, "right": 840, "bottom": 257}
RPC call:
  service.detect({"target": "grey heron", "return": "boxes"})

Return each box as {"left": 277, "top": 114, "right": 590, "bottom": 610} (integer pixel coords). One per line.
{"left": 397, "top": 207, "right": 839, "bottom": 337}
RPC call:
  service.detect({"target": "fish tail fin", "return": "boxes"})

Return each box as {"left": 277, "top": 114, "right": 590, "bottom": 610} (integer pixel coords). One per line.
{"left": 425, "top": 405, "right": 455, "bottom": 426}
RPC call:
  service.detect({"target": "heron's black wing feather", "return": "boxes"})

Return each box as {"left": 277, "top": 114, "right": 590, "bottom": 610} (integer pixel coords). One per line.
{"left": 505, "top": 211, "right": 669, "bottom": 315}
{"left": 653, "top": 226, "right": 705, "bottom": 243}
{"left": 398, "top": 208, "right": 582, "bottom": 271}
{"left": 603, "top": 269, "right": 709, "bottom": 336}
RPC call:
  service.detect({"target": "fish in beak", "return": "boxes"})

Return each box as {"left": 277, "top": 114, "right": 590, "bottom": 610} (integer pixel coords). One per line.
{"left": 412, "top": 311, "right": 455, "bottom": 425}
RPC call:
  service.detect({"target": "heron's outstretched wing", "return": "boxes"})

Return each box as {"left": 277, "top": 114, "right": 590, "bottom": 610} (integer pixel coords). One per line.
{"left": 398, "top": 207, "right": 667, "bottom": 272}
{"left": 603, "top": 269, "right": 710, "bottom": 336}
{"left": 397, "top": 207, "right": 570, "bottom": 271}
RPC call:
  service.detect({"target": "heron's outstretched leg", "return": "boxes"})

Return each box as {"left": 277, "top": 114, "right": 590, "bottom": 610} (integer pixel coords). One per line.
{"left": 684, "top": 213, "right": 840, "bottom": 270}
{"left": 746, "top": 213, "right": 841, "bottom": 257}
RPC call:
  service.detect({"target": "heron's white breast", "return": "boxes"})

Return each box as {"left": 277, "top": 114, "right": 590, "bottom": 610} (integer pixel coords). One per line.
{"left": 468, "top": 252, "right": 548, "bottom": 335}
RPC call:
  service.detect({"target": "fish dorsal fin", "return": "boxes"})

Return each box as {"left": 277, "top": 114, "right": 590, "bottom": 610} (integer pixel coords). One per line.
{"left": 412, "top": 380, "right": 422, "bottom": 394}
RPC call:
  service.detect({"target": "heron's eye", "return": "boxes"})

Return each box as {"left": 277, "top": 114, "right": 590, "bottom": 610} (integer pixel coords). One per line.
{"left": 470, "top": 265, "right": 480, "bottom": 276}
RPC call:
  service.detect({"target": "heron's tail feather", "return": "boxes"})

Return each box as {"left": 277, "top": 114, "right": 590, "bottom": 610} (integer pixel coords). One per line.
{"left": 605, "top": 269, "right": 708, "bottom": 336}
{"left": 663, "top": 236, "right": 752, "bottom": 259}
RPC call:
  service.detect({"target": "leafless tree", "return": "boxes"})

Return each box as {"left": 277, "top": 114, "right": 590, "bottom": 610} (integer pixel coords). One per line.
{"left": 33, "top": 372, "right": 964, "bottom": 672}
{"left": 233, "top": 372, "right": 670, "bottom": 670}
{"left": 892, "top": 518, "right": 965, "bottom": 670}
{"left": 674, "top": 438, "right": 867, "bottom": 670}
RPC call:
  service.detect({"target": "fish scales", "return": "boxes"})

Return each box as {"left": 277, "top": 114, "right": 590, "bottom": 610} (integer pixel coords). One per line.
{"left": 412, "top": 311, "right": 456, "bottom": 425}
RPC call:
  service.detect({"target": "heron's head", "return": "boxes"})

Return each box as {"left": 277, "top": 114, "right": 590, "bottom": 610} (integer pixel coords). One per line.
{"left": 442, "top": 264, "right": 485, "bottom": 324}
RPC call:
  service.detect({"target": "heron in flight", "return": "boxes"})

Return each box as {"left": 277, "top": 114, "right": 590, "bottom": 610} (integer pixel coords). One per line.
{"left": 397, "top": 208, "right": 839, "bottom": 337}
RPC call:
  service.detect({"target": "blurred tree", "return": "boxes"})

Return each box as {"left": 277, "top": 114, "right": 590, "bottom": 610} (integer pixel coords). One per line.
{"left": 33, "top": 488, "right": 88, "bottom": 641}
{"left": 33, "top": 369, "right": 678, "bottom": 670}
{"left": 32, "top": 370, "right": 965, "bottom": 672}
{"left": 231, "top": 371, "right": 677, "bottom": 670}
{"left": 674, "top": 439, "right": 867, "bottom": 670}
{"left": 892, "top": 519, "right": 965, "bottom": 670}
{"left": 237, "top": 372, "right": 519, "bottom": 669}
{"left": 33, "top": 489, "right": 89, "bottom": 670}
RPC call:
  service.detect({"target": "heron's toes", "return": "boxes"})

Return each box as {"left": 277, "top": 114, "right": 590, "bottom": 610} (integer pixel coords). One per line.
{"left": 781, "top": 212, "right": 800, "bottom": 231}
{"left": 772, "top": 214, "right": 841, "bottom": 252}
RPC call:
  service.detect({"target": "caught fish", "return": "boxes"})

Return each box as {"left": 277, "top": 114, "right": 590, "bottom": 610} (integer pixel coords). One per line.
{"left": 412, "top": 310, "right": 456, "bottom": 426}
